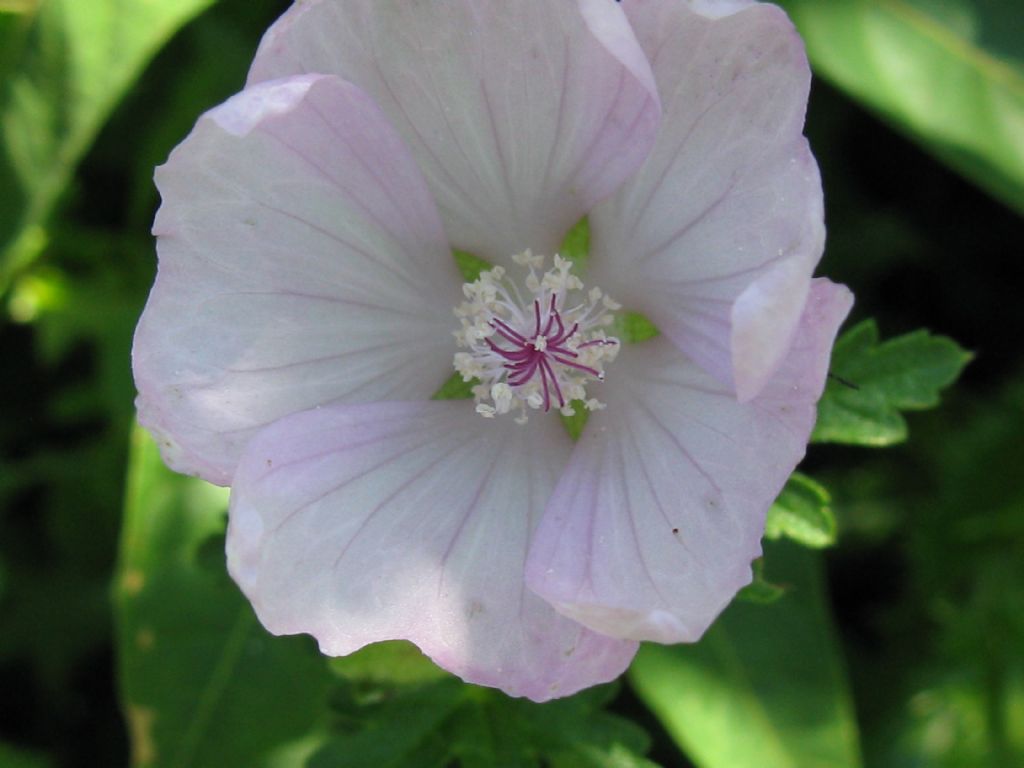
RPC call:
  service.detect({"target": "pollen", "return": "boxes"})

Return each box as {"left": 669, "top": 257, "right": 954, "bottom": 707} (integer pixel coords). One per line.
{"left": 453, "top": 251, "right": 620, "bottom": 423}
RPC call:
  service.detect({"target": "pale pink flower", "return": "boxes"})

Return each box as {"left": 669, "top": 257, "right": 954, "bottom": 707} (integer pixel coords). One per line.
{"left": 133, "top": 0, "right": 852, "bottom": 701}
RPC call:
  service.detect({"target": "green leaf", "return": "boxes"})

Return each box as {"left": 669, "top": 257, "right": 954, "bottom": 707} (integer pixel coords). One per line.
{"left": 777, "top": 0, "right": 1024, "bottom": 214}
{"left": 765, "top": 473, "right": 837, "bottom": 549}
{"left": 452, "top": 686, "right": 656, "bottom": 768}
{"left": 116, "top": 424, "right": 332, "bottom": 768}
{"left": 630, "top": 541, "right": 862, "bottom": 768}
{"left": 310, "top": 675, "right": 656, "bottom": 768}
{"left": 0, "top": 0, "right": 215, "bottom": 293}
{"left": 813, "top": 320, "right": 971, "bottom": 446}
{"left": 312, "top": 678, "right": 466, "bottom": 768}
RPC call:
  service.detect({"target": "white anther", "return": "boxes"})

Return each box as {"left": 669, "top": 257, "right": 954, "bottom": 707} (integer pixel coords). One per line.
{"left": 452, "top": 252, "right": 620, "bottom": 423}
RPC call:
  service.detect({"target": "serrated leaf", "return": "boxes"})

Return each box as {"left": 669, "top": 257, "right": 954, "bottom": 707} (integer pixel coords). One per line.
{"left": 813, "top": 320, "right": 970, "bottom": 446}
{"left": 116, "top": 424, "right": 332, "bottom": 768}
{"left": 630, "top": 541, "right": 862, "bottom": 768}
{"left": 766, "top": 473, "right": 837, "bottom": 549}
{"left": 0, "top": 0, "right": 215, "bottom": 293}
{"left": 777, "top": 0, "right": 1024, "bottom": 214}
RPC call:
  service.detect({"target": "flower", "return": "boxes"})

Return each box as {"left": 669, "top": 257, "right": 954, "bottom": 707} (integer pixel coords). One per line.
{"left": 133, "top": 0, "right": 852, "bottom": 701}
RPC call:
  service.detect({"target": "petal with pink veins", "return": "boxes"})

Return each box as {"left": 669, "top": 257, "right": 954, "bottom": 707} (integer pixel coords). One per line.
{"left": 526, "top": 280, "right": 853, "bottom": 644}
{"left": 248, "top": 0, "right": 661, "bottom": 264}
{"left": 589, "top": 0, "right": 822, "bottom": 401}
{"left": 227, "top": 400, "right": 638, "bottom": 701}
{"left": 133, "top": 75, "right": 463, "bottom": 485}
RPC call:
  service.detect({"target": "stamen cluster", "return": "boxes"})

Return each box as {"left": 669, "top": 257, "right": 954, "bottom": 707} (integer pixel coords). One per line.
{"left": 453, "top": 251, "right": 620, "bottom": 422}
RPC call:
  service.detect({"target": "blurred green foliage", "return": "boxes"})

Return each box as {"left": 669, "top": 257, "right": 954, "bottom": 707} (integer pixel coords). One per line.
{"left": 0, "top": 0, "right": 1019, "bottom": 767}
{"left": 0, "top": 0, "right": 216, "bottom": 292}
{"left": 823, "top": 374, "right": 1024, "bottom": 768}
{"left": 778, "top": 0, "right": 1024, "bottom": 216}
{"left": 117, "top": 426, "right": 331, "bottom": 768}
{"left": 631, "top": 541, "right": 863, "bottom": 768}
{"left": 119, "top": 427, "right": 657, "bottom": 768}
{"left": 0, "top": 1, "right": 291, "bottom": 762}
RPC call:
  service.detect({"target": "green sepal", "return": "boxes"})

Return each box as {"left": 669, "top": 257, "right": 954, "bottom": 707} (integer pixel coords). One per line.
{"left": 432, "top": 371, "right": 476, "bottom": 401}
{"left": 735, "top": 558, "right": 787, "bottom": 605}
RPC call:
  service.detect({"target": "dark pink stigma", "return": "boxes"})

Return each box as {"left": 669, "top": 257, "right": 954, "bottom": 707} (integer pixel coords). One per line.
{"left": 485, "top": 295, "right": 594, "bottom": 412}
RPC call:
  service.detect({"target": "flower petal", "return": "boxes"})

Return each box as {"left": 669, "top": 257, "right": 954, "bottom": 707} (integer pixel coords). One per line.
{"left": 589, "top": 0, "right": 822, "bottom": 401}
{"left": 226, "top": 400, "right": 638, "bottom": 701}
{"left": 133, "top": 75, "right": 463, "bottom": 484}
{"left": 248, "top": 0, "right": 661, "bottom": 263}
{"left": 526, "top": 280, "right": 852, "bottom": 643}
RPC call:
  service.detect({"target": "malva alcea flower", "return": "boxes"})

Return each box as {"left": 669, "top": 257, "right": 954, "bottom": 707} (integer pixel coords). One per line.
{"left": 133, "top": 0, "right": 853, "bottom": 701}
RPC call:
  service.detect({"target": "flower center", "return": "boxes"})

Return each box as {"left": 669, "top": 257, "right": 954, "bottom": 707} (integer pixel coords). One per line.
{"left": 453, "top": 251, "right": 619, "bottom": 423}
